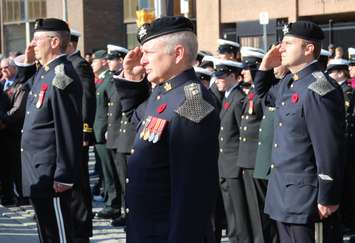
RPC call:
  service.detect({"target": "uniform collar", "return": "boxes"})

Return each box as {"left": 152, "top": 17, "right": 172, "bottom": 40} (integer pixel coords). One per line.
{"left": 42, "top": 54, "right": 67, "bottom": 72}
{"left": 157, "top": 68, "right": 197, "bottom": 94}
{"left": 291, "top": 61, "right": 320, "bottom": 81}
{"left": 67, "top": 49, "right": 80, "bottom": 58}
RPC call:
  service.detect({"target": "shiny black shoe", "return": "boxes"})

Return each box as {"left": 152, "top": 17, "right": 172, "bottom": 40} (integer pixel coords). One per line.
{"left": 111, "top": 215, "right": 126, "bottom": 227}
{"left": 95, "top": 207, "right": 121, "bottom": 219}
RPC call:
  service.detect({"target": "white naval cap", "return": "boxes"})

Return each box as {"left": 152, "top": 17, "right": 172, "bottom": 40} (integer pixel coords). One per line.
{"left": 107, "top": 44, "right": 129, "bottom": 54}
{"left": 213, "top": 58, "right": 244, "bottom": 77}
{"left": 326, "top": 58, "right": 349, "bottom": 71}
{"left": 218, "top": 39, "right": 240, "bottom": 48}
{"left": 194, "top": 66, "right": 213, "bottom": 76}
{"left": 240, "top": 46, "right": 265, "bottom": 59}
{"left": 348, "top": 47, "right": 355, "bottom": 56}
{"left": 320, "top": 49, "right": 331, "bottom": 57}
{"left": 70, "top": 29, "right": 81, "bottom": 37}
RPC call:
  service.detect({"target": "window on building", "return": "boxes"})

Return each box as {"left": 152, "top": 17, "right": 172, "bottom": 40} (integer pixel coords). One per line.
{"left": 240, "top": 35, "right": 275, "bottom": 50}
{"left": 124, "top": 0, "right": 155, "bottom": 23}
{"left": 126, "top": 23, "right": 139, "bottom": 50}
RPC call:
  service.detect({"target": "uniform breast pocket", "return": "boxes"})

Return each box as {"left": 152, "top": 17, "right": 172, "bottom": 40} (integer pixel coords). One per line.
{"left": 284, "top": 173, "right": 317, "bottom": 215}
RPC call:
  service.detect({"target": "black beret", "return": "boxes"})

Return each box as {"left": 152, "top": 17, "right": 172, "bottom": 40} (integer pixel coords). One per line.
{"left": 283, "top": 20, "right": 324, "bottom": 42}
{"left": 34, "top": 18, "right": 70, "bottom": 32}
{"left": 137, "top": 16, "right": 194, "bottom": 45}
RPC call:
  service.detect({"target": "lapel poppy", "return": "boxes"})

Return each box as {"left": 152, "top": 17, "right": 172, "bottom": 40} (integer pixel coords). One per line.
{"left": 157, "top": 103, "right": 167, "bottom": 113}
{"left": 291, "top": 92, "right": 299, "bottom": 104}
{"left": 223, "top": 102, "right": 231, "bottom": 110}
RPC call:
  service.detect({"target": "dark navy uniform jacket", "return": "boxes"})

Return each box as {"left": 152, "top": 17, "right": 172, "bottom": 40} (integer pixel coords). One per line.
{"left": 115, "top": 68, "right": 220, "bottom": 243}
{"left": 19, "top": 56, "right": 82, "bottom": 198}
{"left": 218, "top": 84, "right": 245, "bottom": 178}
{"left": 237, "top": 88, "right": 263, "bottom": 169}
{"left": 254, "top": 62, "right": 345, "bottom": 224}
{"left": 67, "top": 50, "right": 96, "bottom": 145}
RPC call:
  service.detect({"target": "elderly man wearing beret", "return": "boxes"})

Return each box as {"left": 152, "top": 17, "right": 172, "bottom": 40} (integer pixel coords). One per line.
{"left": 15, "top": 18, "right": 82, "bottom": 243}
{"left": 114, "top": 16, "right": 220, "bottom": 243}
{"left": 254, "top": 20, "right": 345, "bottom": 243}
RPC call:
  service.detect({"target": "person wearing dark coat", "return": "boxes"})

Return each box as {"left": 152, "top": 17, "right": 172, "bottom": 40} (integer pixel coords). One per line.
{"left": 16, "top": 18, "right": 83, "bottom": 243}
{"left": 114, "top": 16, "right": 220, "bottom": 243}
{"left": 213, "top": 58, "right": 247, "bottom": 243}
{"left": 254, "top": 21, "right": 345, "bottom": 243}
{"left": 66, "top": 29, "right": 96, "bottom": 243}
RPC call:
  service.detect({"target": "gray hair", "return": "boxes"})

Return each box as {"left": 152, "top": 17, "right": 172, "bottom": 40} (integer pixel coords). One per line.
{"left": 1, "top": 58, "right": 16, "bottom": 67}
{"left": 159, "top": 31, "right": 198, "bottom": 65}
{"left": 44, "top": 31, "right": 70, "bottom": 53}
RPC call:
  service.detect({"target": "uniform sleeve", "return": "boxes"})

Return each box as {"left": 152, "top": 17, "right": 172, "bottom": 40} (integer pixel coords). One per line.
{"left": 51, "top": 82, "right": 82, "bottom": 184}
{"left": 254, "top": 70, "right": 279, "bottom": 106}
{"left": 304, "top": 89, "right": 345, "bottom": 205}
{"left": 3, "top": 85, "right": 28, "bottom": 125}
{"left": 77, "top": 60, "right": 96, "bottom": 144}
{"left": 167, "top": 111, "right": 220, "bottom": 243}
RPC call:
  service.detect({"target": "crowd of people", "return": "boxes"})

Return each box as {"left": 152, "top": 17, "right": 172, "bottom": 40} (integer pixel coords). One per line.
{"left": 0, "top": 15, "right": 355, "bottom": 243}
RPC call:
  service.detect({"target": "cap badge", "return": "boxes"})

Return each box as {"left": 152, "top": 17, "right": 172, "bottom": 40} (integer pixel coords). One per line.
{"left": 282, "top": 25, "right": 289, "bottom": 35}
{"left": 164, "top": 82, "right": 172, "bottom": 91}
{"left": 138, "top": 26, "right": 148, "bottom": 40}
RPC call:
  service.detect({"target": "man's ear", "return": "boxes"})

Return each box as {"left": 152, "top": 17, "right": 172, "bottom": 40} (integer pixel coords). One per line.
{"left": 51, "top": 36, "right": 61, "bottom": 50}
{"left": 304, "top": 43, "right": 315, "bottom": 57}
{"left": 175, "top": 44, "right": 185, "bottom": 64}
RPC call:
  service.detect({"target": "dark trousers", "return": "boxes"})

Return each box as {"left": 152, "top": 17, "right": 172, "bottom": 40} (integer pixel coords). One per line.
{"left": 31, "top": 191, "right": 73, "bottom": 243}
{"left": 97, "top": 145, "right": 121, "bottom": 210}
{"left": 277, "top": 213, "right": 342, "bottom": 243}
{"left": 116, "top": 152, "right": 128, "bottom": 210}
{"left": 242, "top": 169, "right": 279, "bottom": 243}
{"left": 212, "top": 187, "right": 226, "bottom": 243}
{"left": 1, "top": 135, "right": 23, "bottom": 200}
{"left": 70, "top": 146, "right": 93, "bottom": 238}
{"left": 220, "top": 177, "right": 251, "bottom": 243}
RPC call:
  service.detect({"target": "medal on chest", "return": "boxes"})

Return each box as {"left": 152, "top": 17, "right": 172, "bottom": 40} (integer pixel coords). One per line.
{"left": 36, "top": 83, "right": 48, "bottom": 109}
{"left": 140, "top": 116, "right": 168, "bottom": 143}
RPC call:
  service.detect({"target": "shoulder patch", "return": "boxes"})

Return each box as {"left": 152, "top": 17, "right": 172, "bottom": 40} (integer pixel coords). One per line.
{"left": 175, "top": 83, "right": 214, "bottom": 123}
{"left": 308, "top": 72, "right": 335, "bottom": 96}
{"left": 52, "top": 64, "right": 73, "bottom": 90}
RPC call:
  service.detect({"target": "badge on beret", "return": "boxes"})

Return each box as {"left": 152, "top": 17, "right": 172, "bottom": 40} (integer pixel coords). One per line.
{"left": 36, "top": 83, "right": 48, "bottom": 109}
{"left": 291, "top": 92, "right": 299, "bottom": 104}
{"left": 138, "top": 24, "right": 148, "bottom": 42}
{"left": 283, "top": 25, "right": 289, "bottom": 35}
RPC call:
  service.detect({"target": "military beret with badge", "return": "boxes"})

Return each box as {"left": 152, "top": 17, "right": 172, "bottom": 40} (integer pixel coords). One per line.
{"left": 137, "top": 16, "right": 194, "bottom": 45}
{"left": 93, "top": 50, "right": 107, "bottom": 60}
{"left": 282, "top": 20, "right": 324, "bottom": 42}
{"left": 34, "top": 18, "right": 70, "bottom": 33}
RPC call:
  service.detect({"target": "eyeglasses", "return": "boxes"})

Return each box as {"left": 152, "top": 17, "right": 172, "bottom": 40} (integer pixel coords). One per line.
{"left": 32, "top": 35, "right": 55, "bottom": 42}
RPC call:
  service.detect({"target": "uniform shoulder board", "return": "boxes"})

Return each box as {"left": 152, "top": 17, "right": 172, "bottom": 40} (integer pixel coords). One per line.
{"left": 175, "top": 83, "right": 214, "bottom": 123}
{"left": 52, "top": 64, "right": 73, "bottom": 90}
{"left": 308, "top": 71, "right": 335, "bottom": 96}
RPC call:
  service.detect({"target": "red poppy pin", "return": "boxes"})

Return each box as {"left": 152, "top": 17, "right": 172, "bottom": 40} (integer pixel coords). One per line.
{"left": 157, "top": 103, "right": 167, "bottom": 113}
{"left": 223, "top": 102, "right": 231, "bottom": 110}
{"left": 41, "top": 83, "right": 48, "bottom": 91}
{"left": 248, "top": 92, "right": 255, "bottom": 101}
{"left": 291, "top": 92, "right": 299, "bottom": 104}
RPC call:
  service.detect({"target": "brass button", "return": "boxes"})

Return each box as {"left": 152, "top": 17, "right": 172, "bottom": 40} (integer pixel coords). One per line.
{"left": 243, "top": 126, "right": 247, "bottom": 131}
{"left": 220, "top": 126, "right": 223, "bottom": 131}
{"left": 130, "top": 149, "right": 135, "bottom": 154}
{"left": 126, "top": 178, "right": 129, "bottom": 183}
{"left": 258, "top": 142, "right": 261, "bottom": 146}
{"left": 243, "top": 138, "right": 247, "bottom": 142}
{"left": 21, "top": 148, "right": 24, "bottom": 152}
{"left": 245, "top": 115, "right": 249, "bottom": 120}
{"left": 279, "top": 122, "right": 283, "bottom": 127}
{"left": 271, "top": 164, "right": 275, "bottom": 169}
{"left": 290, "top": 84, "right": 294, "bottom": 88}
{"left": 125, "top": 208, "right": 130, "bottom": 213}
{"left": 281, "top": 102, "right": 285, "bottom": 106}
{"left": 26, "top": 111, "right": 30, "bottom": 115}
{"left": 157, "top": 96, "right": 161, "bottom": 100}
{"left": 259, "top": 128, "right": 262, "bottom": 132}
{"left": 262, "top": 115, "right": 266, "bottom": 120}
{"left": 220, "top": 137, "right": 224, "bottom": 141}
{"left": 220, "top": 148, "right": 223, "bottom": 153}
{"left": 274, "top": 143, "right": 278, "bottom": 148}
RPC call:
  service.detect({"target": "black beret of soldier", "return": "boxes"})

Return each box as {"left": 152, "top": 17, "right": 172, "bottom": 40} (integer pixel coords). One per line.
{"left": 137, "top": 16, "right": 194, "bottom": 45}
{"left": 283, "top": 20, "right": 324, "bottom": 42}
{"left": 34, "top": 18, "right": 70, "bottom": 32}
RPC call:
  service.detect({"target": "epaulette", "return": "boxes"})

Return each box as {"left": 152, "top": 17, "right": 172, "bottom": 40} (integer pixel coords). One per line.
{"left": 175, "top": 83, "right": 214, "bottom": 123}
{"left": 308, "top": 71, "right": 335, "bottom": 96}
{"left": 52, "top": 64, "right": 73, "bottom": 90}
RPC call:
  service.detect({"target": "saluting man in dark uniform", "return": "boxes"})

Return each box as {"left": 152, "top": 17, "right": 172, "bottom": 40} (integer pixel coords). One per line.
{"left": 66, "top": 29, "right": 95, "bottom": 243}
{"left": 16, "top": 18, "right": 82, "bottom": 243}
{"left": 254, "top": 21, "right": 345, "bottom": 243}
{"left": 114, "top": 16, "right": 220, "bottom": 243}
{"left": 213, "top": 58, "right": 246, "bottom": 243}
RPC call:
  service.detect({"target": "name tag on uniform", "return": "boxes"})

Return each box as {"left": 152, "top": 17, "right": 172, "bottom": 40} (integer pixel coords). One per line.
{"left": 36, "top": 83, "right": 48, "bottom": 109}
{"left": 140, "top": 116, "right": 167, "bottom": 143}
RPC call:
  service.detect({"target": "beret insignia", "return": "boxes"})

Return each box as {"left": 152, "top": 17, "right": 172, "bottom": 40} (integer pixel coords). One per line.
{"left": 52, "top": 64, "right": 73, "bottom": 90}
{"left": 175, "top": 83, "right": 214, "bottom": 123}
